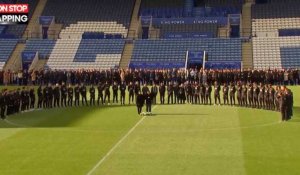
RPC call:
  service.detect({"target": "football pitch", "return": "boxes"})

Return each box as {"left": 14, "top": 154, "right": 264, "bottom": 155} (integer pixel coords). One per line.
{"left": 0, "top": 87, "right": 299, "bottom": 175}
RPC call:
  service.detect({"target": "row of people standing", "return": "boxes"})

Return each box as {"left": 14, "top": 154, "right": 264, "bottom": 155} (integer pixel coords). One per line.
{"left": 0, "top": 81, "right": 294, "bottom": 121}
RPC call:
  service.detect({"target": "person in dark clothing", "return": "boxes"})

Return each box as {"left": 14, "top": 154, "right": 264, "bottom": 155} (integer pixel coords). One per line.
{"left": 278, "top": 86, "right": 288, "bottom": 121}
{"left": 29, "top": 88, "right": 35, "bottom": 109}
{"left": 112, "top": 82, "right": 118, "bottom": 103}
{"left": 128, "top": 82, "right": 134, "bottom": 104}
{"left": 145, "top": 91, "right": 152, "bottom": 113}
{"left": 167, "top": 82, "right": 174, "bottom": 104}
{"left": 48, "top": 85, "right": 54, "bottom": 108}
{"left": 61, "top": 82, "right": 67, "bottom": 107}
{"left": 37, "top": 86, "right": 43, "bottom": 108}
{"left": 90, "top": 85, "right": 96, "bottom": 106}
{"left": 136, "top": 91, "right": 144, "bottom": 115}
{"left": 97, "top": 83, "right": 104, "bottom": 105}
{"left": 104, "top": 82, "right": 111, "bottom": 105}
{"left": 120, "top": 82, "right": 126, "bottom": 105}
{"left": 0, "top": 91, "right": 6, "bottom": 119}
{"left": 159, "top": 83, "right": 165, "bottom": 104}
{"left": 200, "top": 83, "right": 205, "bottom": 104}
{"left": 241, "top": 84, "right": 248, "bottom": 107}
{"left": 258, "top": 83, "right": 264, "bottom": 109}
{"left": 178, "top": 84, "right": 186, "bottom": 104}
{"left": 80, "top": 84, "right": 88, "bottom": 106}
{"left": 53, "top": 84, "right": 60, "bottom": 108}
{"left": 134, "top": 82, "right": 141, "bottom": 102}
{"left": 223, "top": 83, "right": 229, "bottom": 105}
{"left": 268, "top": 85, "right": 275, "bottom": 110}
{"left": 286, "top": 88, "right": 293, "bottom": 120}
{"left": 173, "top": 83, "right": 179, "bottom": 104}
{"left": 74, "top": 84, "right": 80, "bottom": 107}
{"left": 150, "top": 84, "right": 158, "bottom": 105}
{"left": 237, "top": 83, "right": 242, "bottom": 106}
{"left": 142, "top": 84, "right": 149, "bottom": 96}
{"left": 229, "top": 83, "right": 236, "bottom": 106}
{"left": 186, "top": 83, "right": 193, "bottom": 104}
{"left": 247, "top": 83, "right": 253, "bottom": 108}
{"left": 67, "top": 84, "right": 73, "bottom": 107}
{"left": 43, "top": 85, "right": 49, "bottom": 108}
{"left": 264, "top": 85, "right": 269, "bottom": 109}
{"left": 253, "top": 83, "right": 259, "bottom": 108}
{"left": 205, "top": 83, "right": 212, "bottom": 105}
{"left": 214, "top": 82, "right": 221, "bottom": 105}
{"left": 194, "top": 83, "right": 200, "bottom": 104}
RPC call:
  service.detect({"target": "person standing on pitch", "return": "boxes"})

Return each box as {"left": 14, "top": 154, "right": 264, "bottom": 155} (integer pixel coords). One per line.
{"left": 89, "top": 85, "right": 95, "bottom": 106}
{"left": 150, "top": 83, "right": 158, "bottom": 105}
{"left": 145, "top": 91, "right": 152, "bottom": 114}
{"left": 67, "top": 84, "right": 73, "bottom": 107}
{"left": 112, "top": 81, "right": 118, "bottom": 104}
{"left": 120, "top": 81, "right": 126, "bottom": 105}
{"left": 37, "top": 85, "right": 43, "bottom": 108}
{"left": 142, "top": 84, "right": 149, "bottom": 96}
{"left": 159, "top": 82, "right": 165, "bottom": 104}
{"left": 229, "top": 82, "right": 236, "bottom": 106}
{"left": 223, "top": 83, "right": 229, "bottom": 105}
{"left": 128, "top": 82, "right": 134, "bottom": 104}
{"left": 136, "top": 91, "right": 144, "bottom": 115}
{"left": 167, "top": 82, "right": 174, "bottom": 104}
{"left": 29, "top": 88, "right": 35, "bottom": 109}
{"left": 53, "top": 84, "right": 60, "bottom": 108}
{"left": 61, "top": 82, "right": 67, "bottom": 107}
{"left": 97, "top": 83, "right": 104, "bottom": 106}
{"left": 74, "top": 84, "right": 80, "bottom": 107}
{"left": 214, "top": 81, "right": 221, "bottom": 105}
{"left": 104, "top": 82, "right": 110, "bottom": 105}
{"left": 80, "top": 84, "right": 88, "bottom": 106}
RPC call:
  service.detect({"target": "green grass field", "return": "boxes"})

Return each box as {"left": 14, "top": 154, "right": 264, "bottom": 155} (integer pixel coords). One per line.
{"left": 0, "top": 86, "right": 299, "bottom": 175}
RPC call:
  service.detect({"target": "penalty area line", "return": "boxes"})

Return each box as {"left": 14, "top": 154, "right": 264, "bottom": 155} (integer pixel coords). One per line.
{"left": 86, "top": 105, "right": 157, "bottom": 175}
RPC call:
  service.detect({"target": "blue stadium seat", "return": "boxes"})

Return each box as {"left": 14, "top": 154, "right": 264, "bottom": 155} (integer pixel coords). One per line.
{"left": 23, "top": 39, "right": 57, "bottom": 59}
{"left": 0, "top": 39, "right": 18, "bottom": 62}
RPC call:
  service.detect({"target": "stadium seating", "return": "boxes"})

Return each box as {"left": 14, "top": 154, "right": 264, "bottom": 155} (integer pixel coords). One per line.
{"left": 42, "top": 0, "right": 135, "bottom": 29}
{"left": 23, "top": 39, "right": 57, "bottom": 59}
{"left": 158, "top": 23, "right": 218, "bottom": 38}
{"left": 253, "top": 37, "right": 300, "bottom": 69}
{"left": 59, "top": 22, "right": 128, "bottom": 39}
{"left": 0, "top": 39, "right": 18, "bottom": 69}
{"left": 280, "top": 46, "right": 300, "bottom": 69}
{"left": 131, "top": 38, "right": 241, "bottom": 63}
{"left": 47, "top": 39, "right": 125, "bottom": 70}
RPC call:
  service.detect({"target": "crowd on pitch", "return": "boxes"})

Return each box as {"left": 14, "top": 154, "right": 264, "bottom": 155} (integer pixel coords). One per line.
{"left": 0, "top": 79, "right": 294, "bottom": 121}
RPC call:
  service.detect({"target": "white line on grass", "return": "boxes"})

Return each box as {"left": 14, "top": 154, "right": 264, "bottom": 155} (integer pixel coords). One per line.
{"left": 86, "top": 105, "right": 158, "bottom": 175}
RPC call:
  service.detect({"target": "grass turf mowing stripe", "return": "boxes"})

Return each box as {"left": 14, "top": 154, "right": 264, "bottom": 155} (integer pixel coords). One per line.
{"left": 92, "top": 105, "right": 247, "bottom": 175}
{"left": 86, "top": 106, "right": 158, "bottom": 175}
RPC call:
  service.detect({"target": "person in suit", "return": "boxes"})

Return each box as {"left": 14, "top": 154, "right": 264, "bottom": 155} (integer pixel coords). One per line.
{"left": 89, "top": 85, "right": 96, "bottom": 106}
{"left": 120, "top": 81, "right": 126, "bottom": 105}
{"left": 67, "top": 84, "right": 73, "bottom": 107}
{"left": 145, "top": 91, "right": 152, "bottom": 113}
{"left": 74, "top": 84, "right": 80, "bottom": 107}
{"left": 136, "top": 91, "right": 144, "bottom": 115}
{"left": 128, "top": 82, "right": 134, "bottom": 104}
{"left": 150, "top": 83, "right": 158, "bottom": 105}
{"left": 159, "top": 82, "right": 166, "bottom": 104}
{"left": 80, "top": 84, "right": 88, "bottom": 106}
{"left": 223, "top": 83, "right": 229, "bottom": 105}
{"left": 229, "top": 82, "right": 236, "bottom": 106}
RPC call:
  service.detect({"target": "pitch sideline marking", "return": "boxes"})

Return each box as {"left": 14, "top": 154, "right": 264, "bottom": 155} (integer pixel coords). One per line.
{"left": 86, "top": 105, "right": 158, "bottom": 175}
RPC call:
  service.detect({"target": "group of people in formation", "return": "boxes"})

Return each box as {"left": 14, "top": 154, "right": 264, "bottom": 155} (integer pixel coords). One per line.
{"left": 0, "top": 80, "right": 294, "bottom": 121}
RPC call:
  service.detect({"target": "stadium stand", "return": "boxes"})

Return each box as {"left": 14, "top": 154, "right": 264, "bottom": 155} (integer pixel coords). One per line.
{"left": 42, "top": 0, "right": 135, "bottom": 29}
{"left": 253, "top": 37, "right": 300, "bottom": 69}
{"left": 23, "top": 39, "right": 57, "bottom": 59}
{"left": 0, "top": 39, "right": 18, "bottom": 69}
{"left": 47, "top": 39, "right": 125, "bottom": 70}
{"left": 131, "top": 38, "right": 241, "bottom": 66}
{"left": 252, "top": 0, "right": 300, "bottom": 69}
{"left": 158, "top": 23, "right": 218, "bottom": 38}
{"left": 59, "top": 22, "right": 128, "bottom": 39}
